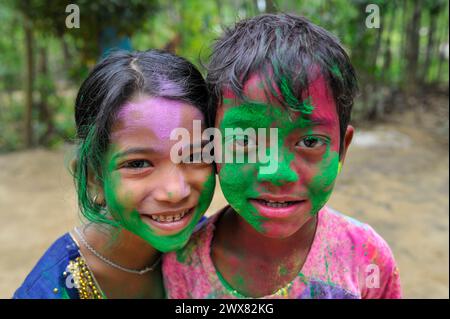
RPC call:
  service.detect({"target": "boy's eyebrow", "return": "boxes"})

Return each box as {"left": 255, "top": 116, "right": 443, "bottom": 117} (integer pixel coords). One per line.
{"left": 220, "top": 114, "right": 259, "bottom": 127}
{"left": 309, "top": 117, "right": 337, "bottom": 126}
{"left": 220, "top": 103, "right": 268, "bottom": 126}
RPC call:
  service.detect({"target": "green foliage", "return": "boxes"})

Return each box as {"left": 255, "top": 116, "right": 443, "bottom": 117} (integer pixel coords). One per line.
{"left": 0, "top": 0, "right": 449, "bottom": 152}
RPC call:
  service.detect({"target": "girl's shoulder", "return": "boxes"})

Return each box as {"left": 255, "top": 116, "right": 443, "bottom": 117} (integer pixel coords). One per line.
{"left": 13, "top": 232, "right": 81, "bottom": 299}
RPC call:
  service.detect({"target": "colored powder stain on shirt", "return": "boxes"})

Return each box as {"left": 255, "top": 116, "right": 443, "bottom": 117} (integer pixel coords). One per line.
{"left": 161, "top": 206, "right": 402, "bottom": 299}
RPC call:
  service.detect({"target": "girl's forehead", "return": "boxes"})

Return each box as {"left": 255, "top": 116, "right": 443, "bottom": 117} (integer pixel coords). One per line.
{"left": 113, "top": 96, "right": 204, "bottom": 140}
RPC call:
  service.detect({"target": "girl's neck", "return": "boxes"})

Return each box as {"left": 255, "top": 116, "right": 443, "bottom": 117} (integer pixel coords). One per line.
{"left": 77, "top": 223, "right": 160, "bottom": 271}
{"left": 72, "top": 223, "right": 164, "bottom": 298}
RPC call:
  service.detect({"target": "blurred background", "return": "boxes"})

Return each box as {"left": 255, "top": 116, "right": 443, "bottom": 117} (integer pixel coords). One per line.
{"left": 0, "top": 0, "right": 448, "bottom": 298}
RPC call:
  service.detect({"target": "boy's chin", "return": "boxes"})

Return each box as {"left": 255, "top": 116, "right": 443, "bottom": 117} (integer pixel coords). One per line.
{"left": 259, "top": 224, "right": 306, "bottom": 239}
{"left": 257, "top": 216, "right": 316, "bottom": 239}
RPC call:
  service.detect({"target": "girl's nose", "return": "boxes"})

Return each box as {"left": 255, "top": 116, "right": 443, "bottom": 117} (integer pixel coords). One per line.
{"left": 153, "top": 166, "right": 191, "bottom": 203}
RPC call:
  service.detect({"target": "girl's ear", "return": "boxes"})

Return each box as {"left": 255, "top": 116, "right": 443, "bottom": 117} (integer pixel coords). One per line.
{"left": 87, "top": 170, "right": 105, "bottom": 205}
{"left": 71, "top": 158, "right": 105, "bottom": 205}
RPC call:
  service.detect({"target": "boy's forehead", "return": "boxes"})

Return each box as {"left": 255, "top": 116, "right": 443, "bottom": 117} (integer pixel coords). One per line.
{"left": 219, "top": 72, "right": 338, "bottom": 125}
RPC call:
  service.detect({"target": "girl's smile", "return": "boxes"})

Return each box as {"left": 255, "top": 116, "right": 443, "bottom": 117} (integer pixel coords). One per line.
{"left": 104, "top": 95, "right": 215, "bottom": 251}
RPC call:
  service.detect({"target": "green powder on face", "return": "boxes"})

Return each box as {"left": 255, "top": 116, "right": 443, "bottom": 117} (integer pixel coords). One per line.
{"left": 218, "top": 102, "right": 311, "bottom": 232}
{"left": 104, "top": 153, "right": 216, "bottom": 253}
{"left": 308, "top": 148, "right": 339, "bottom": 216}
{"left": 279, "top": 265, "right": 288, "bottom": 276}
{"left": 279, "top": 77, "right": 314, "bottom": 115}
{"left": 223, "top": 98, "right": 233, "bottom": 106}
{"left": 218, "top": 74, "right": 340, "bottom": 234}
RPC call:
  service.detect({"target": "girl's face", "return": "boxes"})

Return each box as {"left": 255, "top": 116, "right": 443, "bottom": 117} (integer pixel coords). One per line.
{"left": 102, "top": 95, "right": 215, "bottom": 252}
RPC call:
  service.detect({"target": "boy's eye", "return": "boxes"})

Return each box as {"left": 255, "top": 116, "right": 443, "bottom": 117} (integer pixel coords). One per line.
{"left": 235, "top": 135, "right": 249, "bottom": 147}
{"left": 231, "top": 135, "right": 257, "bottom": 151}
{"left": 122, "top": 160, "right": 152, "bottom": 169}
{"left": 296, "top": 136, "right": 326, "bottom": 149}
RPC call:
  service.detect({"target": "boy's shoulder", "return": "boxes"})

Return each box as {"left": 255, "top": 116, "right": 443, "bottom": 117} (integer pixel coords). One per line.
{"left": 305, "top": 206, "right": 401, "bottom": 298}
{"left": 318, "top": 206, "right": 393, "bottom": 255}
{"left": 13, "top": 232, "right": 80, "bottom": 299}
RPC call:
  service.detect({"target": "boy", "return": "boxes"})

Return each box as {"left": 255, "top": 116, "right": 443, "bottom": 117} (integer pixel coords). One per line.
{"left": 162, "top": 13, "right": 402, "bottom": 299}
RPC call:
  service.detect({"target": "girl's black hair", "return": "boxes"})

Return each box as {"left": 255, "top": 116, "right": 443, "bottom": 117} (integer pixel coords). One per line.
{"left": 74, "top": 49, "right": 209, "bottom": 225}
{"left": 206, "top": 13, "right": 359, "bottom": 156}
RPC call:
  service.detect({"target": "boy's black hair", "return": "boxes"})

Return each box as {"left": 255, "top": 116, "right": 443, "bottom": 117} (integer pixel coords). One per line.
{"left": 206, "top": 13, "right": 358, "bottom": 156}
{"left": 74, "top": 49, "right": 209, "bottom": 226}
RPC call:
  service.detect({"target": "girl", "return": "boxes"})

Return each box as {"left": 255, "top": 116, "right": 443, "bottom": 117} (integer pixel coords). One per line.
{"left": 13, "top": 50, "right": 215, "bottom": 299}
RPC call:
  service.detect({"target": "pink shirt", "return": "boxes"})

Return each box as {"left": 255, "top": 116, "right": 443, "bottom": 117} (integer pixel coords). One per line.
{"left": 162, "top": 206, "right": 402, "bottom": 299}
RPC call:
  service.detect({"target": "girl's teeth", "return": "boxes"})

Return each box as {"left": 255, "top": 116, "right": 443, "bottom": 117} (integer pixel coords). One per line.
{"left": 149, "top": 209, "right": 191, "bottom": 223}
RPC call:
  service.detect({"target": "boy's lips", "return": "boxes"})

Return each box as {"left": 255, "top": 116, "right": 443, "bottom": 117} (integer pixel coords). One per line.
{"left": 139, "top": 207, "right": 195, "bottom": 234}
{"left": 249, "top": 195, "right": 307, "bottom": 219}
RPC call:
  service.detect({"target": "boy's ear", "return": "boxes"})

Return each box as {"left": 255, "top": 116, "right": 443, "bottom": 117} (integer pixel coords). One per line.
{"left": 339, "top": 125, "right": 354, "bottom": 167}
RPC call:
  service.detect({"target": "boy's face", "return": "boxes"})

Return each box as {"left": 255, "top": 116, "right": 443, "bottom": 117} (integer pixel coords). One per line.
{"left": 215, "top": 73, "right": 353, "bottom": 239}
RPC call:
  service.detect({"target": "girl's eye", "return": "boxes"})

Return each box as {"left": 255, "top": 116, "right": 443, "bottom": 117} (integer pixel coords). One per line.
{"left": 297, "top": 136, "right": 326, "bottom": 149}
{"left": 187, "top": 151, "right": 202, "bottom": 163}
{"left": 122, "top": 160, "right": 152, "bottom": 169}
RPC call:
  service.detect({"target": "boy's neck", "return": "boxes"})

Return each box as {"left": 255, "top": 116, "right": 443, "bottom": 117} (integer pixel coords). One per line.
{"left": 211, "top": 206, "right": 318, "bottom": 297}
{"left": 217, "top": 206, "right": 318, "bottom": 259}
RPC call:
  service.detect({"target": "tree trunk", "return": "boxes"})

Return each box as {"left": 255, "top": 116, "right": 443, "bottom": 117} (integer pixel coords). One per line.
{"left": 382, "top": 2, "right": 397, "bottom": 82}
{"left": 421, "top": 4, "right": 440, "bottom": 83}
{"left": 37, "top": 46, "right": 54, "bottom": 146}
{"left": 399, "top": 0, "right": 409, "bottom": 80}
{"left": 23, "top": 14, "right": 34, "bottom": 148}
{"left": 265, "top": 0, "right": 277, "bottom": 13}
{"left": 405, "top": 0, "right": 422, "bottom": 94}
{"left": 436, "top": 4, "right": 449, "bottom": 83}
{"left": 61, "top": 36, "right": 72, "bottom": 73}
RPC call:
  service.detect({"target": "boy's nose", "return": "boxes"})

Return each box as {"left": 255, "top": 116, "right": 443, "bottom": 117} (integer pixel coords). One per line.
{"left": 153, "top": 166, "right": 191, "bottom": 203}
{"left": 256, "top": 154, "right": 298, "bottom": 185}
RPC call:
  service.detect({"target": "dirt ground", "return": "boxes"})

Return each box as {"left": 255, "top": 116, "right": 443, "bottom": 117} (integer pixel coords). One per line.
{"left": 0, "top": 104, "right": 448, "bottom": 299}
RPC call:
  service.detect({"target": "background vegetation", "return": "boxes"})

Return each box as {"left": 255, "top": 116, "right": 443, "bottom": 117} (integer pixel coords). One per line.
{"left": 0, "top": 0, "right": 448, "bottom": 152}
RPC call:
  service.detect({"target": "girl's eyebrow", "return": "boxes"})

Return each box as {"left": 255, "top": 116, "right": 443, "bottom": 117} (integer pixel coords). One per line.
{"left": 113, "top": 147, "right": 157, "bottom": 159}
